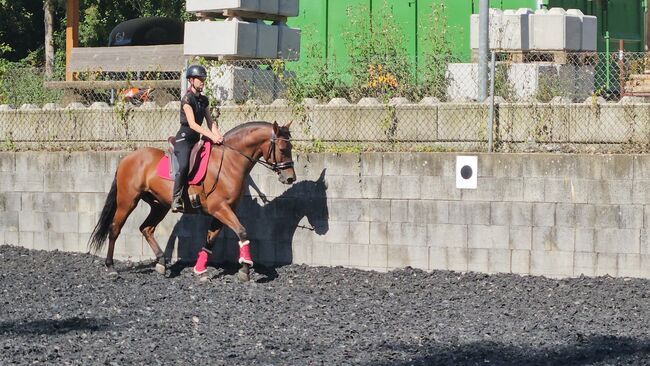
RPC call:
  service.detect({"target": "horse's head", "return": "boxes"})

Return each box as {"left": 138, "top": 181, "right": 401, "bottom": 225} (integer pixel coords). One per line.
{"left": 263, "top": 121, "right": 296, "bottom": 185}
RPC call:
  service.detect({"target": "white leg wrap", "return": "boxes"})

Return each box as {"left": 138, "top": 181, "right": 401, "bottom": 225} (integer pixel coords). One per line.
{"left": 238, "top": 240, "right": 250, "bottom": 247}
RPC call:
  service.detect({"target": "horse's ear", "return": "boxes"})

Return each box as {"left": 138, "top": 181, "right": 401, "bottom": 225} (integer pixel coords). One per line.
{"left": 283, "top": 120, "right": 293, "bottom": 129}
{"left": 272, "top": 121, "right": 280, "bottom": 134}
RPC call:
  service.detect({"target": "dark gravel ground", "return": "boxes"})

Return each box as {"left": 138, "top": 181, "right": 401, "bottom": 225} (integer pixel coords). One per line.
{"left": 2, "top": 245, "right": 650, "bottom": 366}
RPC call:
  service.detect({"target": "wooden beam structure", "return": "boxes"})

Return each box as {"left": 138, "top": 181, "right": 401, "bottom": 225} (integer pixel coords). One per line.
{"left": 65, "top": 0, "right": 79, "bottom": 81}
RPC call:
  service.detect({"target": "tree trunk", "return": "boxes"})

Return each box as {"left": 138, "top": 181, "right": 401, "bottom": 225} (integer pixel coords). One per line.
{"left": 44, "top": 0, "right": 55, "bottom": 77}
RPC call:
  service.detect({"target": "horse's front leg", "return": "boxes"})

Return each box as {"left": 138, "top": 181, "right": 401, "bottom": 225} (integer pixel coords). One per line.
{"left": 193, "top": 219, "right": 224, "bottom": 275}
{"left": 208, "top": 204, "right": 253, "bottom": 281}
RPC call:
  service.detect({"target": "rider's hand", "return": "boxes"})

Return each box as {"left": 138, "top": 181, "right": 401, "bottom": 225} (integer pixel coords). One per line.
{"left": 213, "top": 134, "right": 224, "bottom": 145}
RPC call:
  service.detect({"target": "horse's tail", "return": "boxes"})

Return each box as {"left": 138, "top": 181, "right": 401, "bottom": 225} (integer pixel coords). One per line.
{"left": 88, "top": 177, "right": 117, "bottom": 253}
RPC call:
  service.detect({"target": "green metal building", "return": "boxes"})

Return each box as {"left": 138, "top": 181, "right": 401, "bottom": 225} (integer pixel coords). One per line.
{"left": 288, "top": 0, "right": 646, "bottom": 69}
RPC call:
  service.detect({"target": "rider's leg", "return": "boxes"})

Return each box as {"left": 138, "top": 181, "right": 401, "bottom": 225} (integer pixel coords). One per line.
{"left": 172, "top": 138, "right": 192, "bottom": 212}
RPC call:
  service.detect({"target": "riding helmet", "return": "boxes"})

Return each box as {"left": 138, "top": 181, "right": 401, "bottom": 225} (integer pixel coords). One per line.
{"left": 186, "top": 65, "right": 207, "bottom": 79}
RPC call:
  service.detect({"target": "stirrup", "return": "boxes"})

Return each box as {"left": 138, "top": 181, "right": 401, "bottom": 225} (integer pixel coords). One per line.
{"left": 171, "top": 196, "right": 184, "bottom": 213}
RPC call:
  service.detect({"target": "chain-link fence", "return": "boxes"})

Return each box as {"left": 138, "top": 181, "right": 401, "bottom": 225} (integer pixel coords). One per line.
{"left": 2, "top": 52, "right": 650, "bottom": 152}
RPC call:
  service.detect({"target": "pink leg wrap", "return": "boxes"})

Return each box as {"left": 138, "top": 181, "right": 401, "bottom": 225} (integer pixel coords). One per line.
{"left": 193, "top": 250, "right": 210, "bottom": 274}
{"left": 238, "top": 240, "right": 253, "bottom": 265}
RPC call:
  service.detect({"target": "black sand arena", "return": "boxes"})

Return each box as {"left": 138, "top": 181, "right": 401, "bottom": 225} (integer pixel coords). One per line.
{"left": 2, "top": 245, "right": 650, "bottom": 365}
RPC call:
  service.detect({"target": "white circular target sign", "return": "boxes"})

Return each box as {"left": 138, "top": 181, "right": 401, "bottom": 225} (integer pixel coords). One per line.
{"left": 456, "top": 156, "right": 477, "bottom": 189}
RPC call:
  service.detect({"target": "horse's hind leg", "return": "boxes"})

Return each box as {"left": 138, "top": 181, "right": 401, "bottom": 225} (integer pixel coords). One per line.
{"left": 106, "top": 191, "right": 141, "bottom": 275}
{"left": 140, "top": 193, "right": 170, "bottom": 275}
{"left": 194, "top": 219, "right": 224, "bottom": 275}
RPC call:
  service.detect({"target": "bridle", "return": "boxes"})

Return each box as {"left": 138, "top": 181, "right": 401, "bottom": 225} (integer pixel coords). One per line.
{"left": 222, "top": 130, "right": 294, "bottom": 173}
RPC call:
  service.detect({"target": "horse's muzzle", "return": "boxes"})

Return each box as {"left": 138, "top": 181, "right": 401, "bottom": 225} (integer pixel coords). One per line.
{"left": 279, "top": 170, "right": 296, "bottom": 185}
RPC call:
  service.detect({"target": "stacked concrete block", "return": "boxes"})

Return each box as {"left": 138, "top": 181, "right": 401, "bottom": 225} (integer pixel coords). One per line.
{"left": 470, "top": 8, "right": 532, "bottom": 50}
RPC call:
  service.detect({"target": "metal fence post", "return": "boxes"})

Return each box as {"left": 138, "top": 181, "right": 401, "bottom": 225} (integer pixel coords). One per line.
{"left": 478, "top": 0, "right": 490, "bottom": 101}
{"left": 487, "top": 51, "right": 496, "bottom": 152}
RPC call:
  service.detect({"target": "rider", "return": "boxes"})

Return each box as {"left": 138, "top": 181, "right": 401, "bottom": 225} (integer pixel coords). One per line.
{"left": 171, "top": 64, "right": 224, "bottom": 212}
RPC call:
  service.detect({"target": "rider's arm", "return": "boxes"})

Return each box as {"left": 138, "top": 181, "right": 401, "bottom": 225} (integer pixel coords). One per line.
{"left": 205, "top": 107, "right": 223, "bottom": 144}
{"left": 182, "top": 104, "right": 220, "bottom": 142}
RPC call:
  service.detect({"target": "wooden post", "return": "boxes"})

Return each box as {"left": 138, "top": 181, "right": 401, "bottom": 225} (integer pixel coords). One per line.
{"left": 65, "top": 0, "right": 79, "bottom": 81}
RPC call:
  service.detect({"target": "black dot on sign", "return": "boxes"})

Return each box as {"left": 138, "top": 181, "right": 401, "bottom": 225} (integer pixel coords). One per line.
{"left": 460, "top": 165, "right": 473, "bottom": 180}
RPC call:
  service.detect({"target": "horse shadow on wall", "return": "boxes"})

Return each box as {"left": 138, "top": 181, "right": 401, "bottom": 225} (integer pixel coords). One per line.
{"left": 163, "top": 169, "right": 329, "bottom": 273}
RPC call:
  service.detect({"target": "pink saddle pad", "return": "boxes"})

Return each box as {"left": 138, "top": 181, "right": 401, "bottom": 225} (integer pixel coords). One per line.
{"left": 156, "top": 141, "right": 211, "bottom": 185}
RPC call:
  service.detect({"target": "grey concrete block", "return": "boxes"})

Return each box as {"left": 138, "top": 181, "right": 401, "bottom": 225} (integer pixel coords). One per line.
{"left": 0, "top": 211, "right": 18, "bottom": 232}
{"left": 641, "top": 255, "right": 650, "bottom": 278}
{"left": 480, "top": 154, "right": 524, "bottom": 178}
{"left": 448, "top": 201, "right": 491, "bottom": 225}
{"left": 21, "top": 192, "right": 78, "bottom": 212}
{"left": 349, "top": 244, "right": 369, "bottom": 267}
{"left": 461, "top": 178, "right": 524, "bottom": 202}
{"left": 44, "top": 172, "right": 74, "bottom": 192}
{"left": 532, "top": 226, "right": 575, "bottom": 252}
{"left": 408, "top": 200, "right": 449, "bottom": 225}
{"left": 19, "top": 211, "right": 46, "bottom": 232}
{"left": 555, "top": 203, "right": 575, "bottom": 227}
{"left": 601, "top": 155, "right": 633, "bottom": 180}
{"left": 595, "top": 228, "right": 640, "bottom": 254}
{"left": 420, "top": 176, "right": 460, "bottom": 200}
{"left": 593, "top": 180, "right": 633, "bottom": 205}
{"left": 45, "top": 212, "right": 79, "bottom": 233}
{"left": 370, "top": 222, "right": 388, "bottom": 245}
{"left": 468, "top": 225, "right": 509, "bottom": 249}
{"left": 427, "top": 224, "right": 467, "bottom": 248}
{"left": 360, "top": 153, "right": 383, "bottom": 176}
{"left": 0, "top": 192, "right": 20, "bottom": 212}
{"left": 533, "top": 203, "right": 555, "bottom": 227}
{"left": 369, "top": 245, "right": 387, "bottom": 268}
{"left": 349, "top": 222, "right": 370, "bottom": 244}
{"left": 511, "top": 250, "right": 530, "bottom": 274}
{"left": 574, "top": 252, "right": 597, "bottom": 276}
{"left": 634, "top": 155, "right": 650, "bottom": 179}
{"left": 381, "top": 176, "right": 420, "bottom": 199}
{"left": 619, "top": 205, "right": 644, "bottom": 229}
{"left": 468, "top": 248, "right": 489, "bottom": 273}
{"left": 429, "top": 247, "right": 447, "bottom": 271}
{"left": 509, "top": 226, "right": 532, "bottom": 250}
{"left": 488, "top": 249, "right": 512, "bottom": 274}
{"left": 491, "top": 202, "right": 532, "bottom": 226}
{"left": 575, "top": 228, "right": 595, "bottom": 252}
{"left": 595, "top": 253, "right": 617, "bottom": 276}
{"left": 633, "top": 180, "right": 650, "bottom": 204}
{"left": 0, "top": 152, "right": 15, "bottom": 172}
{"left": 387, "top": 246, "right": 428, "bottom": 270}
{"left": 3, "top": 231, "right": 18, "bottom": 246}
{"left": 523, "top": 178, "right": 545, "bottom": 202}
{"left": 325, "top": 154, "right": 360, "bottom": 176}
{"left": 322, "top": 221, "right": 350, "bottom": 244}
{"left": 530, "top": 250, "right": 574, "bottom": 277}
{"left": 328, "top": 199, "right": 370, "bottom": 222}
{"left": 361, "top": 176, "right": 382, "bottom": 199}
{"left": 390, "top": 200, "right": 409, "bottom": 222}
{"left": 311, "top": 242, "right": 331, "bottom": 266}
{"left": 292, "top": 241, "right": 312, "bottom": 264}
{"left": 575, "top": 204, "right": 596, "bottom": 228}
{"left": 544, "top": 178, "right": 582, "bottom": 203}
{"left": 618, "top": 253, "right": 641, "bottom": 278}
{"left": 324, "top": 176, "right": 362, "bottom": 199}
{"left": 331, "top": 243, "right": 350, "bottom": 266}
{"left": 399, "top": 153, "right": 440, "bottom": 176}
{"left": 387, "top": 223, "right": 427, "bottom": 246}
{"left": 382, "top": 154, "right": 400, "bottom": 176}
{"left": 367, "top": 200, "right": 391, "bottom": 222}
{"left": 11, "top": 173, "right": 44, "bottom": 192}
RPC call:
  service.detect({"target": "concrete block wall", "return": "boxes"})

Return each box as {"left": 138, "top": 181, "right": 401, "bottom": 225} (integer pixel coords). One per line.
{"left": 2, "top": 151, "right": 650, "bottom": 279}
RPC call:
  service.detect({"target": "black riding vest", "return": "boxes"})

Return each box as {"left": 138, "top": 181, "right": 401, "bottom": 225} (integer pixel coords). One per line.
{"left": 179, "top": 91, "right": 209, "bottom": 140}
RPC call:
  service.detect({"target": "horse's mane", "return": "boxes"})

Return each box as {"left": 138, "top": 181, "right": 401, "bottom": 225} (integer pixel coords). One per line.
{"left": 224, "top": 121, "right": 291, "bottom": 140}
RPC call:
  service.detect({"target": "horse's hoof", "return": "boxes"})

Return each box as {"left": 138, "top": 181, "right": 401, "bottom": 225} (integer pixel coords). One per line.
{"left": 106, "top": 268, "right": 119, "bottom": 277}
{"left": 237, "top": 270, "right": 250, "bottom": 282}
{"left": 155, "top": 263, "right": 166, "bottom": 275}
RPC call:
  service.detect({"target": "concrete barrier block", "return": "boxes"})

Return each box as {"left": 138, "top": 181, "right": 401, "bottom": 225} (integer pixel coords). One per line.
{"left": 361, "top": 176, "right": 381, "bottom": 199}
{"left": 393, "top": 105, "right": 437, "bottom": 141}
{"left": 480, "top": 154, "right": 524, "bottom": 178}
{"left": 311, "top": 242, "right": 331, "bottom": 266}
{"left": 595, "top": 228, "right": 640, "bottom": 254}
{"left": 349, "top": 222, "right": 370, "bottom": 245}
{"left": 0, "top": 152, "right": 15, "bottom": 172}
{"left": 593, "top": 180, "right": 633, "bottom": 205}
{"left": 448, "top": 201, "right": 490, "bottom": 225}
{"left": 523, "top": 177, "right": 545, "bottom": 202}
{"left": 575, "top": 228, "right": 595, "bottom": 252}
{"left": 21, "top": 192, "right": 78, "bottom": 212}
{"left": 574, "top": 252, "right": 597, "bottom": 276}
{"left": 530, "top": 250, "right": 574, "bottom": 277}
{"left": 633, "top": 180, "right": 650, "bottom": 204}
{"left": 369, "top": 244, "right": 387, "bottom": 269}
{"left": 446, "top": 247, "right": 469, "bottom": 272}
{"left": 382, "top": 154, "right": 400, "bottom": 176}
{"left": 45, "top": 212, "right": 79, "bottom": 233}
{"left": 429, "top": 247, "right": 447, "bottom": 271}
{"left": 360, "top": 153, "right": 383, "bottom": 176}
{"left": 387, "top": 246, "right": 428, "bottom": 270}
{"left": 387, "top": 223, "right": 427, "bottom": 246}
{"left": 322, "top": 221, "right": 350, "bottom": 244}
{"left": 575, "top": 204, "right": 596, "bottom": 228}
{"left": 323, "top": 176, "right": 361, "bottom": 199}
{"left": 3, "top": 231, "right": 18, "bottom": 246}
{"left": 532, "top": 226, "right": 575, "bottom": 251}
{"left": 328, "top": 199, "right": 370, "bottom": 222}
{"left": 381, "top": 176, "right": 420, "bottom": 200}
{"left": 617, "top": 253, "right": 641, "bottom": 278}
{"left": 491, "top": 202, "right": 532, "bottom": 226}
{"left": 468, "top": 248, "right": 489, "bottom": 273}
{"left": 438, "top": 103, "right": 487, "bottom": 141}
{"left": 19, "top": 211, "right": 46, "bottom": 232}
{"left": 601, "top": 155, "right": 633, "bottom": 180}
{"left": 399, "top": 153, "right": 441, "bottom": 176}
{"left": 0, "top": 211, "right": 18, "bottom": 232}
{"left": 596, "top": 253, "right": 617, "bottom": 276}
{"left": 408, "top": 200, "right": 449, "bottom": 225}
{"left": 349, "top": 244, "right": 369, "bottom": 267}
{"left": 292, "top": 241, "right": 312, "bottom": 265}
{"left": 366, "top": 200, "right": 390, "bottom": 223}
{"left": 428, "top": 223, "right": 468, "bottom": 248}
{"left": 640, "top": 255, "right": 650, "bottom": 278}
{"left": 12, "top": 172, "right": 44, "bottom": 192}
{"left": 511, "top": 250, "right": 530, "bottom": 274}
{"left": 0, "top": 192, "right": 21, "bottom": 212}
{"left": 323, "top": 154, "right": 359, "bottom": 176}
{"left": 420, "top": 176, "right": 460, "bottom": 201}
{"left": 370, "top": 222, "right": 388, "bottom": 245}
{"left": 468, "top": 225, "right": 509, "bottom": 249}
{"left": 390, "top": 200, "right": 408, "bottom": 222}
{"left": 533, "top": 203, "right": 555, "bottom": 226}
{"left": 488, "top": 249, "right": 512, "bottom": 273}
{"left": 634, "top": 155, "right": 650, "bottom": 179}
{"left": 509, "top": 226, "right": 532, "bottom": 250}
{"left": 555, "top": 203, "right": 575, "bottom": 227}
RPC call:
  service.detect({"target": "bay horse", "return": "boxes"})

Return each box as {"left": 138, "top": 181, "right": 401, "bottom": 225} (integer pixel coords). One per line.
{"left": 88, "top": 121, "right": 296, "bottom": 281}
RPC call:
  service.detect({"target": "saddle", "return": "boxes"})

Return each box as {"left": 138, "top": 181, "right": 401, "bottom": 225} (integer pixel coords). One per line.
{"left": 155, "top": 137, "right": 212, "bottom": 185}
